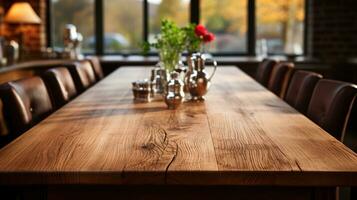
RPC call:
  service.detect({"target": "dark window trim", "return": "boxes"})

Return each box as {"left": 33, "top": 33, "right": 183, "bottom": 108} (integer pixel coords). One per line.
{"left": 47, "top": 0, "right": 306, "bottom": 57}
{"left": 143, "top": 0, "right": 148, "bottom": 42}
{"left": 46, "top": 0, "right": 52, "bottom": 47}
{"left": 303, "top": 0, "right": 309, "bottom": 56}
{"left": 95, "top": 0, "right": 104, "bottom": 55}
{"left": 248, "top": 0, "right": 256, "bottom": 56}
{"left": 190, "top": 0, "right": 199, "bottom": 24}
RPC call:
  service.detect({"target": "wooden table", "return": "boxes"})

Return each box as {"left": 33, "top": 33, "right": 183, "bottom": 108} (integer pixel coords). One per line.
{"left": 0, "top": 66, "right": 357, "bottom": 200}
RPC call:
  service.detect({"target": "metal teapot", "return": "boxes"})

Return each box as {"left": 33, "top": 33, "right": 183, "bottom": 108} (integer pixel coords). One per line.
{"left": 188, "top": 53, "right": 217, "bottom": 101}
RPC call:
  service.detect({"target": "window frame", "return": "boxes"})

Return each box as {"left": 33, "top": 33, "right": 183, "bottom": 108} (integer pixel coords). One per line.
{"left": 47, "top": 0, "right": 307, "bottom": 57}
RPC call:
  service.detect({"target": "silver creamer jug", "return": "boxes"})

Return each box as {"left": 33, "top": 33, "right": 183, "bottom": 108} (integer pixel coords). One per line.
{"left": 188, "top": 53, "right": 217, "bottom": 101}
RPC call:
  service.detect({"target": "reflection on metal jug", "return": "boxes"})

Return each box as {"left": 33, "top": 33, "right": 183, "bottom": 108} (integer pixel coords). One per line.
{"left": 165, "top": 72, "right": 184, "bottom": 109}
{"left": 188, "top": 53, "right": 217, "bottom": 101}
{"left": 150, "top": 67, "right": 168, "bottom": 95}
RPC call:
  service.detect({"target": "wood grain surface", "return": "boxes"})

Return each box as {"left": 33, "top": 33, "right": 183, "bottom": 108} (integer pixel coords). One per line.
{"left": 0, "top": 66, "right": 356, "bottom": 186}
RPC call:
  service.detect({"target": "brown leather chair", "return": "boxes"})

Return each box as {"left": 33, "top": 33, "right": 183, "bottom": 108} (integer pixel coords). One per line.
{"left": 67, "top": 60, "right": 96, "bottom": 93}
{"left": 284, "top": 70, "right": 322, "bottom": 114}
{"left": 0, "top": 100, "right": 10, "bottom": 147}
{"left": 42, "top": 67, "right": 77, "bottom": 109}
{"left": 307, "top": 79, "right": 357, "bottom": 142}
{"left": 255, "top": 58, "right": 278, "bottom": 87}
{"left": 0, "top": 76, "right": 53, "bottom": 141}
{"left": 86, "top": 56, "right": 104, "bottom": 81}
{"left": 267, "top": 62, "right": 294, "bottom": 98}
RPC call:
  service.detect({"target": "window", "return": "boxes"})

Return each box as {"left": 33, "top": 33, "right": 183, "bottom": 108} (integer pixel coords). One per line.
{"left": 52, "top": 0, "right": 95, "bottom": 53}
{"left": 104, "top": 0, "right": 143, "bottom": 53}
{"left": 201, "top": 0, "right": 248, "bottom": 53}
{"left": 256, "top": 0, "right": 305, "bottom": 55}
{"left": 49, "top": 0, "right": 306, "bottom": 55}
{"left": 148, "top": 0, "right": 189, "bottom": 43}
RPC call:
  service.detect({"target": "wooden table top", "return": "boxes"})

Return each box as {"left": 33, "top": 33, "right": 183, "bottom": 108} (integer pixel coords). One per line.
{"left": 0, "top": 66, "right": 356, "bottom": 186}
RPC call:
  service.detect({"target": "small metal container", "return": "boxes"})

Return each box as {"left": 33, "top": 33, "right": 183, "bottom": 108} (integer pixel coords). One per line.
{"left": 150, "top": 68, "right": 168, "bottom": 95}
{"left": 164, "top": 72, "right": 185, "bottom": 109}
{"left": 132, "top": 79, "right": 151, "bottom": 102}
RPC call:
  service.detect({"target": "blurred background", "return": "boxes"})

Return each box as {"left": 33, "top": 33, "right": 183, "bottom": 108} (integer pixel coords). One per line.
{"left": 49, "top": 0, "right": 305, "bottom": 55}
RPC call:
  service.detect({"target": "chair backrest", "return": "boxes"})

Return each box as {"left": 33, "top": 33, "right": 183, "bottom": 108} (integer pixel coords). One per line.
{"left": 0, "top": 99, "right": 9, "bottom": 147}
{"left": 267, "top": 62, "right": 294, "bottom": 98}
{"left": 307, "top": 79, "right": 357, "bottom": 141}
{"left": 67, "top": 60, "right": 96, "bottom": 93}
{"left": 86, "top": 56, "right": 104, "bottom": 81}
{"left": 284, "top": 70, "right": 322, "bottom": 114}
{"left": 255, "top": 58, "right": 278, "bottom": 87}
{"left": 0, "top": 76, "right": 53, "bottom": 137}
{"left": 43, "top": 67, "right": 77, "bottom": 109}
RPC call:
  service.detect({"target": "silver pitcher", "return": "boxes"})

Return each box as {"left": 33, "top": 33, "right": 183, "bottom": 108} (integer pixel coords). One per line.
{"left": 188, "top": 53, "right": 217, "bottom": 101}
{"left": 184, "top": 53, "right": 199, "bottom": 94}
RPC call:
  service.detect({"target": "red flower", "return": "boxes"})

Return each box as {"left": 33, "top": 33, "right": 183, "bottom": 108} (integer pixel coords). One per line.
{"left": 195, "top": 24, "right": 207, "bottom": 37}
{"left": 203, "top": 32, "right": 215, "bottom": 42}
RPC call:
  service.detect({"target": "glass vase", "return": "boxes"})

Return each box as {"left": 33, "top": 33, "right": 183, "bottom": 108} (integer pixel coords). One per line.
{"left": 159, "top": 48, "right": 181, "bottom": 73}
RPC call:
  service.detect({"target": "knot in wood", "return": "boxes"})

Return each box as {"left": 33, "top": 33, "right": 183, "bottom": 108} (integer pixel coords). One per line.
{"left": 141, "top": 143, "right": 155, "bottom": 150}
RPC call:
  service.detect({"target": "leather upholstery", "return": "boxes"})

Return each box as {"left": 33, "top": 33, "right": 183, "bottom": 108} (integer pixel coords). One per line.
{"left": 0, "top": 99, "right": 10, "bottom": 148}
{"left": 255, "top": 59, "right": 278, "bottom": 87}
{"left": 87, "top": 56, "right": 104, "bottom": 80}
{"left": 267, "top": 62, "right": 294, "bottom": 98}
{"left": 67, "top": 60, "right": 96, "bottom": 93}
{"left": 0, "top": 76, "right": 53, "bottom": 139}
{"left": 43, "top": 67, "right": 77, "bottom": 109}
{"left": 284, "top": 70, "right": 322, "bottom": 114}
{"left": 307, "top": 79, "right": 357, "bottom": 141}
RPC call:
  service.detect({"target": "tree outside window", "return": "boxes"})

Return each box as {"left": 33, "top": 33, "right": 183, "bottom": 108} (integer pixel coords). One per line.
{"left": 256, "top": 0, "right": 305, "bottom": 54}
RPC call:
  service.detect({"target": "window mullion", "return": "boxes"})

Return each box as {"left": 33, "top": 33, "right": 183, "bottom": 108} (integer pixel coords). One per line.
{"left": 143, "top": 0, "right": 148, "bottom": 42}
{"left": 190, "top": 0, "right": 199, "bottom": 24}
{"left": 248, "top": 0, "right": 256, "bottom": 56}
{"left": 95, "top": 0, "right": 104, "bottom": 55}
{"left": 46, "top": 0, "right": 53, "bottom": 47}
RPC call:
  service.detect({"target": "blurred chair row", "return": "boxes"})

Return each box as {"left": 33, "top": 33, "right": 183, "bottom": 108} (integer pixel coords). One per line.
{"left": 0, "top": 56, "right": 104, "bottom": 147}
{"left": 256, "top": 58, "right": 357, "bottom": 143}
